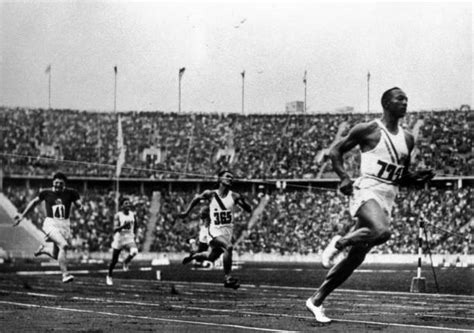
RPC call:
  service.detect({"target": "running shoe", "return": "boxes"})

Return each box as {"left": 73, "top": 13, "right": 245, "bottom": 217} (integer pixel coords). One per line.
{"left": 305, "top": 298, "right": 331, "bottom": 323}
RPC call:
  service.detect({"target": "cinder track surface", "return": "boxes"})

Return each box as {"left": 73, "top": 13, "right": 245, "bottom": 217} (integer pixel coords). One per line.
{"left": 0, "top": 261, "right": 472, "bottom": 332}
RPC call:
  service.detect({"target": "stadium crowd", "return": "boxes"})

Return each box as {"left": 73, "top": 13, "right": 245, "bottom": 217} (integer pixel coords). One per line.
{"left": 1, "top": 106, "right": 471, "bottom": 256}
{"left": 1, "top": 107, "right": 472, "bottom": 179}
{"left": 3, "top": 184, "right": 472, "bottom": 255}
{"left": 151, "top": 186, "right": 472, "bottom": 255}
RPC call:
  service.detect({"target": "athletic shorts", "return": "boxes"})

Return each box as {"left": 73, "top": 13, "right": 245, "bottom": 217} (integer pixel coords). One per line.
{"left": 111, "top": 233, "right": 137, "bottom": 251}
{"left": 198, "top": 226, "right": 210, "bottom": 244}
{"left": 208, "top": 224, "right": 233, "bottom": 244}
{"left": 42, "top": 217, "right": 71, "bottom": 247}
{"left": 349, "top": 176, "right": 398, "bottom": 218}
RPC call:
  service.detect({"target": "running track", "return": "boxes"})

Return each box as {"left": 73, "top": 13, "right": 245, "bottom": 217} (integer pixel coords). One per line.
{"left": 0, "top": 267, "right": 472, "bottom": 332}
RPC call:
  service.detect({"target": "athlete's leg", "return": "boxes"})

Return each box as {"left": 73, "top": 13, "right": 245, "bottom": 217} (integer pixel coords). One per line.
{"left": 123, "top": 246, "right": 137, "bottom": 264}
{"left": 335, "top": 200, "right": 391, "bottom": 250}
{"left": 311, "top": 244, "right": 370, "bottom": 306}
{"left": 311, "top": 200, "right": 391, "bottom": 306}
{"left": 108, "top": 249, "right": 121, "bottom": 277}
{"left": 47, "top": 231, "right": 69, "bottom": 276}
{"left": 35, "top": 241, "right": 56, "bottom": 259}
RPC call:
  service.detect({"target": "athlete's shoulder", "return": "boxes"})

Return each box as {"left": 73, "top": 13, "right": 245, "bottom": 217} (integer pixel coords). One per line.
{"left": 64, "top": 187, "right": 79, "bottom": 195}
{"left": 38, "top": 188, "right": 54, "bottom": 198}
{"left": 200, "top": 189, "right": 215, "bottom": 197}
{"left": 347, "top": 120, "right": 379, "bottom": 139}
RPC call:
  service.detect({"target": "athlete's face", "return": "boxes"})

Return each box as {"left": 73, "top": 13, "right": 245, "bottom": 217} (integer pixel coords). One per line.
{"left": 52, "top": 179, "right": 65, "bottom": 192}
{"left": 122, "top": 200, "right": 132, "bottom": 212}
{"left": 219, "top": 172, "right": 234, "bottom": 187}
{"left": 386, "top": 89, "right": 408, "bottom": 117}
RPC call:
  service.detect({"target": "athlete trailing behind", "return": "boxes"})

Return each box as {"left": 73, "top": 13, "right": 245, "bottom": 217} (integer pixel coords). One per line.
{"left": 13, "top": 172, "right": 82, "bottom": 283}
{"left": 106, "top": 198, "right": 139, "bottom": 286}
{"left": 178, "top": 170, "right": 252, "bottom": 289}
{"left": 306, "top": 87, "right": 434, "bottom": 323}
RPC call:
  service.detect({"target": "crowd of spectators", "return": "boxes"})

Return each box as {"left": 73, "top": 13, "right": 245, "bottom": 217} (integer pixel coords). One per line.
{"left": 3, "top": 184, "right": 471, "bottom": 255}
{"left": 1, "top": 107, "right": 472, "bottom": 179}
{"left": 153, "top": 186, "right": 472, "bottom": 256}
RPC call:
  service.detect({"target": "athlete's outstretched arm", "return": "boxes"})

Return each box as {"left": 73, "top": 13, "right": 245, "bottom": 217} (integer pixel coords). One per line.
{"left": 13, "top": 196, "right": 42, "bottom": 226}
{"left": 178, "top": 190, "right": 212, "bottom": 219}
{"left": 234, "top": 193, "right": 252, "bottom": 213}
{"left": 329, "top": 123, "right": 372, "bottom": 196}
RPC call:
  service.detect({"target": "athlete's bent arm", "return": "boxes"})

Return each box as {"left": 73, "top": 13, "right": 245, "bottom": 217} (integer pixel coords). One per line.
{"left": 113, "top": 214, "right": 128, "bottom": 233}
{"left": 13, "top": 196, "right": 42, "bottom": 226}
{"left": 178, "top": 191, "right": 212, "bottom": 219}
{"left": 329, "top": 123, "right": 372, "bottom": 196}
{"left": 234, "top": 193, "right": 252, "bottom": 213}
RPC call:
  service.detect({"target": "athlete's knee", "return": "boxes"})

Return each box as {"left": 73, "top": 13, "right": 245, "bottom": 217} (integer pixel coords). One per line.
{"left": 58, "top": 242, "right": 69, "bottom": 251}
{"left": 130, "top": 247, "right": 138, "bottom": 257}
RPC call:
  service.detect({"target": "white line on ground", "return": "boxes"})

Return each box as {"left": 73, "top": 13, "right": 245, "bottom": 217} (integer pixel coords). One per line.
{"left": 13, "top": 269, "right": 473, "bottom": 300}
{"left": 1, "top": 289, "right": 471, "bottom": 332}
{"left": 0, "top": 300, "right": 291, "bottom": 332}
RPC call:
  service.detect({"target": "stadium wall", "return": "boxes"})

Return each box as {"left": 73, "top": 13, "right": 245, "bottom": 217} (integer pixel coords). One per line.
{"left": 67, "top": 252, "right": 473, "bottom": 266}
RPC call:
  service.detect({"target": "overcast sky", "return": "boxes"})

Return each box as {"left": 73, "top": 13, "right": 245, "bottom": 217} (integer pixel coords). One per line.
{"left": 0, "top": 1, "right": 472, "bottom": 113}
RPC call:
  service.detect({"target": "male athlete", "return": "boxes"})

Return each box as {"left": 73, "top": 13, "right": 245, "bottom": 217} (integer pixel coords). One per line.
{"left": 178, "top": 170, "right": 252, "bottom": 289}
{"left": 306, "top": 87, "right": 434, "bottom": 322}
{"left": 106, "top": 198, "right": 139, "bottom": 286}
{"left": 14, "top": 172, "right": 82, "bottom": 283}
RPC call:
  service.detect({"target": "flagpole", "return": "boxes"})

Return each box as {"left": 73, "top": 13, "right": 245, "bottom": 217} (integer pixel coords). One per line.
{"left": 241, "top": 71, "right": 245, "bottom": 114}
{"left": 179, "top": 73, "right": 182, "bottom": 113}
{"left": 367, "top": 71, "right": 370, "bottom": 113}
{"left": 303, "top": 70, "right": 307, "bottom": 113}
{"left": 178, "top": 67, "right": 185, "bottom": 113}
{"left": 48, "top": 68, "right": 51, "bottom": 109}
{"left": 114, "top": 66, "right": 119, "bottom": 212}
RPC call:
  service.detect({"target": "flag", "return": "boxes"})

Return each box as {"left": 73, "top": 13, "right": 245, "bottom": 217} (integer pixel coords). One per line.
{"left": 179, "top": 67, "right": 186, "bottom": 79}
{"left": 114, "top": 66, "right": 117, "bottom": 74}
{"left": 116, "top": 115, "right": 126, "bottom": 177}
{"left": 303, "top": 70, "right": 307, "bottom": 84}
{"left": 241, "top": 70, "right": 245, "bottom": 78}
{"left": 45, "top": 65, "right": 51, "bottom": 74}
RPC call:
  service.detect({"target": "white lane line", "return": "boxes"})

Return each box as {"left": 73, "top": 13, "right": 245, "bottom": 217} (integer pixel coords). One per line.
{"left": 163, "top": 280, "right": 474, "bottom": 300}
{"left": 0, "top": 301, "right": 290, "bottom": 333}
{"left": 12, "top": 270, "right": 473, "bottom": 300}
{"left": 1, "top": 289, "right": 471, "bottom": 332}
{"left": 415, "top": 314, "right": 474, "bottom": 321}
{"left": 16, "top": 269, "right": 109, "bottom": 275}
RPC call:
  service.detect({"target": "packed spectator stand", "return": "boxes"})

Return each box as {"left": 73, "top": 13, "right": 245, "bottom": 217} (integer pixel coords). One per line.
{"left": 0, "top": 107, "right": 472, "bottom": 256}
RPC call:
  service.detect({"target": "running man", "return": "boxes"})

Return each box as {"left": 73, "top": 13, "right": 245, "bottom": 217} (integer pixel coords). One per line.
{"left": 178, "top": 170, "right": 252, "bottom": 289}
{"left": 13, "top": 172, "right": 82, "bottom": 283}
{"left": 106, "top": 198, "right": 139, "bottom": 286}
{"left": 306, "top": 87, "right": 434, "bottom": 322}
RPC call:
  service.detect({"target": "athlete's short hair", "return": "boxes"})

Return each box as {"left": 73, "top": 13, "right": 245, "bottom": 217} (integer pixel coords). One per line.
{"left": 120, "top": 197, "right": 131, "bottom": 207}
{"left": 217, "top": 170, "right": 233, "bottom": 178}
{"left": 381, "top": 87, "right": 402, "bottom": 109}
{"left": 52, "top": 172, "right": 67, "bottom": 182}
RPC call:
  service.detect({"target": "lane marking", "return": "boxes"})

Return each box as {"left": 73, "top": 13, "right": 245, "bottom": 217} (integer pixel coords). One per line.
{"left": 12, "top": 269, "right": 473, "bottom": 299}
{"left": 1, "top": 289, "right": 471, "bottom": 332}
{"left": 0, "top": 300, "right": 290, "bottom": 332}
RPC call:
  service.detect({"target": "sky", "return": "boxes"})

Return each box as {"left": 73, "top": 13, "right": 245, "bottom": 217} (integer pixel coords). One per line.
{"left": 0, "top": 1, "right": 472, "bottom": 114}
